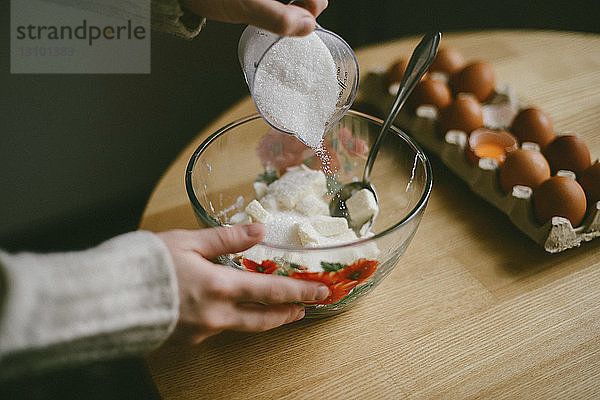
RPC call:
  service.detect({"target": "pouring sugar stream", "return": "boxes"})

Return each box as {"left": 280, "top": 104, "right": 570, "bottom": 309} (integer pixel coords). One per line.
{"left": 238, "top": 25, "right": 373, "bottom": 229}
{"left": 234, "top": 25, "right": 387, "bottom": 269}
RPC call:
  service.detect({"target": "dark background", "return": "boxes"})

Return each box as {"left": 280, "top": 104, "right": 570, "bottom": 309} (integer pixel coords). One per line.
{"left": 1, "top": 0, "right": 598, "bottom": 398}
{"left": 2, "top": 0, "right": 598, "bottom": 253}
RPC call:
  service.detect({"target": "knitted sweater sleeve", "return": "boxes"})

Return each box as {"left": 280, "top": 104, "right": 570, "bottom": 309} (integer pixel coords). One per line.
{"left": 0, "top": 231, "right": 179, "bottom": 381}
{"left": 152, "top": 0, "right": 206, "bottom": 39}
{"left": 41, "top": 0, "right": 206, "bottom": 39}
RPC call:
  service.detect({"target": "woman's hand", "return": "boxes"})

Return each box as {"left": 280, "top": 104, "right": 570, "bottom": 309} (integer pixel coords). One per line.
{"left": 158, "top": 223, "right": 329, "bottom": 344}
{"left": 182, "top": 0, "right": 329, "bottom": 36}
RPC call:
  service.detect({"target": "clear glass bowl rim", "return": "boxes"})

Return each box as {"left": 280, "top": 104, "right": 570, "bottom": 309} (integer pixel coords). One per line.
{"left": 185, "top": 110, "right": 433, "bottom": 252}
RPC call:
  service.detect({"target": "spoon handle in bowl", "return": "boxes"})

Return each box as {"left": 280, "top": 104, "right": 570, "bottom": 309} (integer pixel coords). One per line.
{"left": 363, "top": 31, "right": 441, "bottom": 182}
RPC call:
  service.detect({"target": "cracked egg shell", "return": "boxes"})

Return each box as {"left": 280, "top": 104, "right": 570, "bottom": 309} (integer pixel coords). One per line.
{"left": 533, "top": 175, "right": 587, "bottom": 227}
{"left": 466, "top": 128, "right": 518, "bottom": 165}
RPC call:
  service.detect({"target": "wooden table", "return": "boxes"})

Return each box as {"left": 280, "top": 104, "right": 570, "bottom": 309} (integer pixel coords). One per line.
{"left": 142, "top": 30, "right": 600, "bottom": 399}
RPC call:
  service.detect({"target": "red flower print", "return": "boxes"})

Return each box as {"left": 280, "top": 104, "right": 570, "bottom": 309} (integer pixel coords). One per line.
{"left": 325, "top": 280, "right": 359, "bottom": 304}
{"left": 291, "top": 275, "right": 358, "bottom": 305}
{"left": 290, "top": 270, "right": 343, "bottom": 304}
{"left": 241, "top": 258, "right": 261, "bottom": 272}
{"left": 338, "top": 259, "right": 378, "bottom": 283}
{"left": 241, "top": 258, "right": 278, "bottom": 274}
{"left": 241, "top": 258, "right": 379, "bottom": 305}
{"left": 336, "top": 127, "right": 369, "bottom": 159}
{"left": 259, "top": 260, "right": 279, "bottom": 274}
{"left": 290, "top": 270, "right": 342, "bottom": 285}
{"left": 291, "top": 259, "right": 378, "bottom": 305}
{"left": 304, "top": 140, "right": 341, "bottom": 174}
{"left": 256, "top": 129, "right": 311, "bottom": 175}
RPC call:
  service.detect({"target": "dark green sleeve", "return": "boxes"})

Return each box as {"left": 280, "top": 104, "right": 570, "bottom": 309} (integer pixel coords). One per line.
{"left": 152, "top": 0, "right": 206, "bottom": 39}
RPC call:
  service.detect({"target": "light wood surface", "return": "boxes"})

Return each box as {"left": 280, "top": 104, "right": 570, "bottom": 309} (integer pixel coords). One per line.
{"left": 142, "top": 30, "right": 600, "bottom": 399}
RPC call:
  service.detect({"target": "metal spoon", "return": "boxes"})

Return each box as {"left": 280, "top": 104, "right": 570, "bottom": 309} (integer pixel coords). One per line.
{"left": 330, "top": 32, "right": 441, "bottom": 234}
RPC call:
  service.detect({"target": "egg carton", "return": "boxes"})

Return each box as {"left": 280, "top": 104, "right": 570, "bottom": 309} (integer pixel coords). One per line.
{"left": 357, "top": 71, "right": 600, "bottom": 253}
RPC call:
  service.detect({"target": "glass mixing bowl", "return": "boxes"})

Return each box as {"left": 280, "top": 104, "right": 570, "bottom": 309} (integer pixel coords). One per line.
{"left": 186, "top": 110, "right": 432, "bottom": 318}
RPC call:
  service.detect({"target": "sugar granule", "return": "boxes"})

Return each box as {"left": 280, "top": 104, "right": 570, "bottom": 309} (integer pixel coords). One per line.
{"left": 253, "top": 32, "right": 338, "bottom": 149}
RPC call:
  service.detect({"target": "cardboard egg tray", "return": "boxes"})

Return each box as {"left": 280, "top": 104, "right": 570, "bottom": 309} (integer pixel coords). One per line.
{"left": 357, "top": 71, "right": 600, "bottom": 253}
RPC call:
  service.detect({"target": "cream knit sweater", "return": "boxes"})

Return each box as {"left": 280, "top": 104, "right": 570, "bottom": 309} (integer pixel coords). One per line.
{"left": 1, "top": 0, "right": 206, "bottom": 380}
{"left": 0, "top": 231, "right": 179, "bottom": 380}
{"left": 40, "top": 0, "right": 206, "bottom": 39}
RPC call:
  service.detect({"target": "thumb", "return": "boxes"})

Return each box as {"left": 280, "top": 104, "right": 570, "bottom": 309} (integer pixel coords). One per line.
{"left": 243, "top": 0, "right": 317, "bottom": 36}
{"left": 193, "top": 223, "right": 265, "bottom": 259}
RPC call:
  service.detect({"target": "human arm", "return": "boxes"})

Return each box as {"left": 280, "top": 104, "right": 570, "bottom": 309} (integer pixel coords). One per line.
{"left": 155, "top": 0, "right": 329, "bottom": 38}
{"left": 38, "top": 0, "right": 327, "bottom": 39}
{"left": 158, "top": 223, "right": 329, "bottom": 345}
{"left": 0, "top": 223, "right": 328, "bottom": 380}
{"left": 179, "top": 0, "right": 329, "bottom": 37}
{"left": 0, "top": 231, "right": 178, "bottom": 381}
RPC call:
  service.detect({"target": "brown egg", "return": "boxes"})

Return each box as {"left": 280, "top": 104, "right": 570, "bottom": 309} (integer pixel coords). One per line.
{"left": 543, "top": 134, "right": 592, "bottom": 175}
{"left": 579, "top": 162, "right": 600, "bottom": 204}
{"left": 407, "top": 78, "right": 452, "bottom": 111}
{"left": 533, "top": 176, "right": 587, "bottom": 227}
{"left": 386, "top": 58, "right": 408, "bottom": 85}
{"left": 449, "top": 62, "right": 496, "bottom": 102}
{"left": 430, "top": 47, "right": 466, "bottom": 75}
{"left": 499, "top": 148, "right": 551, "bottom": 193}
{"left": 438, "top": 94, "right": 484, "bottom": 136}
{"left": 510, "top": 108, "right": 555, "bottom": 149}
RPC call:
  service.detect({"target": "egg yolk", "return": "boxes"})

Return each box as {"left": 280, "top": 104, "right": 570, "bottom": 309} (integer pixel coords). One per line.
{"left": 474, "top": 142, "right": 506, "bottom": 163}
